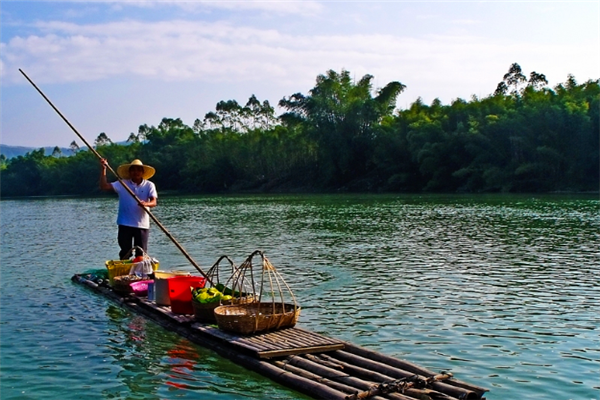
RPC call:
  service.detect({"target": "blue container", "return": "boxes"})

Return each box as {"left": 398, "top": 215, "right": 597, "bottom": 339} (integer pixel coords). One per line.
{"left": 147, "top": 281, "right": 155, "bottom": 301}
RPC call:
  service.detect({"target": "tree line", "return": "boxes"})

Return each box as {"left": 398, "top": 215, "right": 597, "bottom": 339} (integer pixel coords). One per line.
{"left": 1, "top": 64, "right": 598, "bottom": 197}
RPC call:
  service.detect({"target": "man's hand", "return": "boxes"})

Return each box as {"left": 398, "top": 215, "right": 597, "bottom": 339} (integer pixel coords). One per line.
{"left": 138, "top": 197, "right": 157, "bottom": 208}
{"left": 99, "top": 158, "right": 114, "bottom": 192}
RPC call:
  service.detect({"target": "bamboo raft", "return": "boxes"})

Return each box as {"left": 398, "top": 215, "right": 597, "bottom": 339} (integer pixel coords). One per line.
{"left": 72, "top": 273, "right": 489, "bottom": 400}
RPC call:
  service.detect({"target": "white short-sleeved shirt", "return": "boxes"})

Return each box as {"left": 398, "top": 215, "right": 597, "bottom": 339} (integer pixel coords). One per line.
{"left": 111, "top": 179, "right": 158, "bottom": 229}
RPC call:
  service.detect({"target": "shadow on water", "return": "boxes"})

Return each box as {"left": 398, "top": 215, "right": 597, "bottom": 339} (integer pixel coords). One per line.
{"left": 99, "top": 304, "right": 310, "bottom": 400}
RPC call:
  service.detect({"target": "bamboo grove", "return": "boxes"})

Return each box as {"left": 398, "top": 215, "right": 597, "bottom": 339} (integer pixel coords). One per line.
{"left": 2, "top": 64, "right": 598, "bottom": 197}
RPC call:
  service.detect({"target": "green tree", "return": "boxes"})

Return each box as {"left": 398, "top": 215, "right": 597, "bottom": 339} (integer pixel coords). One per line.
{"left": 279, "top": 69, "right": 405, "bottom": 188}
{"left": 126, "top": 132, "right": 139, "bottom": 143}
{"left": 503, "top": 63, "right": 527, "bottom": 94}
{"left": 69, "top": 140, "right": 80, "bottom": 154}
{"left": 528, "top": 71, "right": 548, "bottom": 90}
{"left": 2, "top": 68, "right": 597, "bottom": 196}
{"left": 95, "top": 132, "right": 113, "bottom": 147}
{"left": 0, "top": 148, "right": 46, "bottom": 196}
{"left": 142, "top": 118, "right": 196, "bottom": 190}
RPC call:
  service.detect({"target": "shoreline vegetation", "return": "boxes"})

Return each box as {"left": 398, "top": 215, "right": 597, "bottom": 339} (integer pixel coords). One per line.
{"left": 2, "top": 65, "right": 598, "bottom": 197}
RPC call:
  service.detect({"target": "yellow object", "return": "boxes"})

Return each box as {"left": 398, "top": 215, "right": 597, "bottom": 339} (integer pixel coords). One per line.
{"left": 198, "top": 292, "right": 209, "bottom": 302}
{"left": 154, "top": 270, "right": 187, "bottom": 280}
{"left": 106, "top": 259, "right": 159, "bottom": 285}
{"left": 106, "top": 260, "right": 132, "bottom": 285}
{"left": 117, "top": 159, "right": 156, "bottom": 180}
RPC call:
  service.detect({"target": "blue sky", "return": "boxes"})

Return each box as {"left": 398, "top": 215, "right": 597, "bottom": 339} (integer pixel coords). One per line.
{"left": 1, "top": 1, "right": 598, "bottom": 147}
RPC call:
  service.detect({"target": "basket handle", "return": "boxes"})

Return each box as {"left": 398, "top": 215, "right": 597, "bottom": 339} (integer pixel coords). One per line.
{"left": 206, "top": 255, "right": 236, "bottom": 288}
{"left": 123, "top": 246, "right": 151, "bottom": 260}
{"left": 261, "top": 254, "right": 298, "bottom": 312}
{"left": 224, "top": 253, "right": 259, "bottom": 300}
{"left": 238, "top": 250, "right": 297, "bottom": 312}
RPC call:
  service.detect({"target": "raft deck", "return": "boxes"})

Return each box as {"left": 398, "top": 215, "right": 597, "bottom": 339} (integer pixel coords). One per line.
{"left": 72, "top": 274, "right": 489, "bottom": 400}
{"left": 149, "top": 301, "right": 346, "bottom": 359}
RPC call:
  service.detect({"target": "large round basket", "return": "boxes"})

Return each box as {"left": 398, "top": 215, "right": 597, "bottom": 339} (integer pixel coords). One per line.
{"left": 214, "top": 302, "right": 301, "bottom": 335}
{"left": 192, "top": 296, "right": 256, "bottom": 323}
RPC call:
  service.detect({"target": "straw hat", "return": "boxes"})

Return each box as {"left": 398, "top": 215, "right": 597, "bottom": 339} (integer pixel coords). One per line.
{"left": 117, "top": 159, "right": 156, "bottom": 180}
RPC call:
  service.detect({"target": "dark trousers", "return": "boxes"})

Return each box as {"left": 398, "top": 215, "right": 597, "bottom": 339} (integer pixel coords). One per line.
{"left": 117, "top": 225, "right": 149, "bottom": 259}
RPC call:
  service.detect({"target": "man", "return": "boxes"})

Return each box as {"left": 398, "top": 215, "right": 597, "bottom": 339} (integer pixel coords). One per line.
{"left": 100, "top": 158, "right": 158, "bottom": 259}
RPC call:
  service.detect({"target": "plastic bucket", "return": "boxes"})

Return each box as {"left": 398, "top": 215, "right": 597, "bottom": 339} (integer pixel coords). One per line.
{"left": 106, "top": 260, "right": 133, "bottom": 285}
{"left": 154, "top": 271, "right": 190, "bottom": 306}
{"left": 130, "top": 280, "right": 153, "bottom": 296}
{"left": 169, "top": 276, "right": 207, "bottom": 314}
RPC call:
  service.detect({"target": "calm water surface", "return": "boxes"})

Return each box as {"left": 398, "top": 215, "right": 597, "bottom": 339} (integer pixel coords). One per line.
{"left": 1, "top": 194, "right": 599, "bottom": 400}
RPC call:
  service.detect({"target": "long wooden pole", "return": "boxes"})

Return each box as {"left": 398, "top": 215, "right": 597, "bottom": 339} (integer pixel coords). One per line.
{"left": 19, "top": 68, "right": 211, "bottom": 282}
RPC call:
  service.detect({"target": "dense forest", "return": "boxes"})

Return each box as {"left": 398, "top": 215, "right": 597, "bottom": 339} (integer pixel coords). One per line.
{"left": 1, "top": 63, "right": 598, "bottom": 197}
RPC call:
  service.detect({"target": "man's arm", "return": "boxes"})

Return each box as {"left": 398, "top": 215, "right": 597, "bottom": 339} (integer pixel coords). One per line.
{"left": 139, "top": 197, "right": 157, "bottom": 208}
{"left": 99, "top": 159, "right": 115, "bottom": 192}
{"left": 139, "top": 181, "right": 158, "bottom": 208}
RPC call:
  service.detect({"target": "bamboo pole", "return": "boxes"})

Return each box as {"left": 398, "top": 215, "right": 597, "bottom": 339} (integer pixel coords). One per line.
{"left": 19, "top": 69, "right": 211, "bottom": 283}
{"left": 284, "top": 355, "right": 429, "bottom": 400}
{"left": 305, "top": 354, "right": 452, "bottom": 400}
{"left": 284, "top": 355, "right": 375, "bottom": 391}
{"left": 341, "top": 342, "right": 489, "bottom": 396}
{"left": 272, "top": 360, "right": 381, "bottom": 399}
{"left": 330, "top": 350, "right": 479, "bottom": 400}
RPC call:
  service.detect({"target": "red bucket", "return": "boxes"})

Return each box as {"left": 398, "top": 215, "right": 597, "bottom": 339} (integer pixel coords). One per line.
{"left": 168, "top": 276, "right": 207, "bottom": 314}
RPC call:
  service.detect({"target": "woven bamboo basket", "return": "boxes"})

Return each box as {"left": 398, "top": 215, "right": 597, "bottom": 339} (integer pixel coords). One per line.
{"left": 192, "top": 295, "right": 254, "bottom": 323}
{"left": 192, "top": 299, "right": 219, "bottom": 322}
{"left": 214, "top": 302, "right": 300, "bottom": 335}
{"left": 191, "top": 255, "right": 256, "bottom": 323}
{"left": 213, "top": 250, "right": 300, "bottom": 335}
{"left": 112, "top": 275, "right": 144, "bottom": 295}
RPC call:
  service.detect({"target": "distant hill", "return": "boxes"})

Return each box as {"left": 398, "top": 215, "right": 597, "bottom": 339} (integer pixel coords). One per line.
{"left": 0, "top": 142, "right": 133, "bottom": 159}
{"left": 0, "top": 144, "right": 77, "bottom": 159}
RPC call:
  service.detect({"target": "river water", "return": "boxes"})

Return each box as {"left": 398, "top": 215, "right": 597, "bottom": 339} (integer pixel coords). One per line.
{"left": 1, "top": 193, "right": 598, "bottom": 400}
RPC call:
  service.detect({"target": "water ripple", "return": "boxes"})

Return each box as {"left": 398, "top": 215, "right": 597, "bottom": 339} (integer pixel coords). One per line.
{"left": 2, "top": 194, "right": 599, "bottom": 400}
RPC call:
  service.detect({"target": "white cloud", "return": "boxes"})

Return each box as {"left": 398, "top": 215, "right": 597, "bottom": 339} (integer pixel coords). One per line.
{"left": 1, "top": 3, "right": 597, "bottom": 147}
{"left": 451, "top": 19, "right": 479, "bottom": 26}
{"left": 2, "top": 0, "right": 324, "bottom": 15}
{"left": 3, "top": 16, "right": 596, "bottom": 107}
